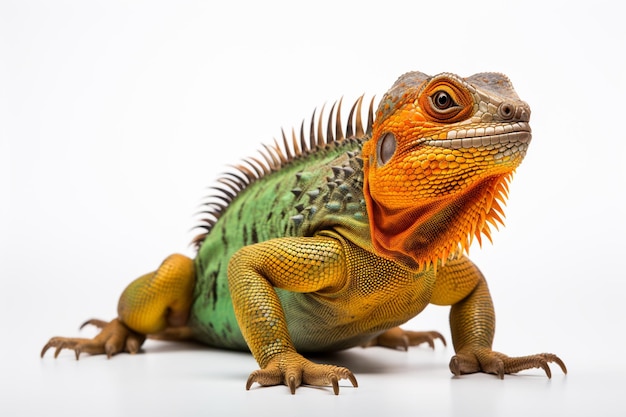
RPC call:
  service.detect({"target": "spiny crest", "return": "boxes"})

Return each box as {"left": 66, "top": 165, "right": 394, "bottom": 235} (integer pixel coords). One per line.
{"left": 191, "top": 96, "right": 376, "bottom": 248}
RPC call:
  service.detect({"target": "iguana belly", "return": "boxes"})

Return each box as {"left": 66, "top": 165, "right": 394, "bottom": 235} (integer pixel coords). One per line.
{"left": 188, "top": 235, "right": 435, "bottom": 352}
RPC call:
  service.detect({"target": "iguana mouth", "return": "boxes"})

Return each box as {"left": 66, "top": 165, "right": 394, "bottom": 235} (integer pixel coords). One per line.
{"left": 425, "top": 122, "right": 531, "bottom": 151}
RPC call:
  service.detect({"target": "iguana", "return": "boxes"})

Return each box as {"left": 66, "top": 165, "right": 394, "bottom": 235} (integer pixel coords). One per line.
{"left": 42, "top": 71, "right": 566, "bottom": 395}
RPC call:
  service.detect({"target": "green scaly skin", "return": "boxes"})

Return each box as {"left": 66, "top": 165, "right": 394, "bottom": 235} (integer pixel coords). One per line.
{"left": 190, "top": 138, "right": 370, "bottom": 350}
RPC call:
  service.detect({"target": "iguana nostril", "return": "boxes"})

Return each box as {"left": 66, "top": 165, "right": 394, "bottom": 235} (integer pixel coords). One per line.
{"left": 498, "top": 103, "right": 515, "bottom": 120}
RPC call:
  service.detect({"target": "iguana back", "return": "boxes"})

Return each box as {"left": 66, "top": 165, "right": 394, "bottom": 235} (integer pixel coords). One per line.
{"left": 189, "top": 99, "right": 375, "bottom": 349}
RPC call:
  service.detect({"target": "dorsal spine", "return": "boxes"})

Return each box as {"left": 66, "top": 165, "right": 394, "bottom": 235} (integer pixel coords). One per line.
{"left": 192, "top": 96, "right": 375, "bottom": 248}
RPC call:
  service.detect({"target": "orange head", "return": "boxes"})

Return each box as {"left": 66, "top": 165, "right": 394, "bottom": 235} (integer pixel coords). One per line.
{"left": 362, "top": 72, "right": 531, "bottom": 270}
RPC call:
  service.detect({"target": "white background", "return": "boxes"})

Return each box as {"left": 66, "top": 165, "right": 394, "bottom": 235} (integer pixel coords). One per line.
{"left": 2, "top": 1, "right": 625, "bottom": 416}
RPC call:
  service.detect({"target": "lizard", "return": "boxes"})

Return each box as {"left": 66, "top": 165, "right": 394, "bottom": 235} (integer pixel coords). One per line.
{"left": 41, "top": 71, "right": 567, "bottom": 395}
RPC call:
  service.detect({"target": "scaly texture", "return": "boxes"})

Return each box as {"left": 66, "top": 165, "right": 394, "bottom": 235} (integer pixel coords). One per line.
{"left": 42, "top": 71, "right": 566, "bottom": 395}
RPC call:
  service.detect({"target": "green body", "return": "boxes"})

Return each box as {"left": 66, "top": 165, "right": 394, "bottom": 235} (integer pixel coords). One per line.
{"left": 189, "top": 138, "right": 370, "bottom": 350}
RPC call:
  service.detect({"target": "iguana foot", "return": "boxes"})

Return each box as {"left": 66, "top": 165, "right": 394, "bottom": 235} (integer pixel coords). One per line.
{"left": 449, "top": 348, "right": 567, "bottom": 379}
{"left": 362, "top": 326, "right": 447, "bottom": 351}
{"left": 41, "top": 318, "right": 146, "bottom": 359}
{"left": 246, "top": 352, "right": 358, "bottom": 395}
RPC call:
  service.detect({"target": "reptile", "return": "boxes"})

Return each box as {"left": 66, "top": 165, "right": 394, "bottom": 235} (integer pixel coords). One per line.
{"left": 42, "top": 71, "right": 567, "bottom": 395}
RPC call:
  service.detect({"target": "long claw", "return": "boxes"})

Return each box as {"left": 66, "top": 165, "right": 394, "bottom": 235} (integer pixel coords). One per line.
{"left": 450, "top": 356, "right": 461, "bottom": 377}
{"left": 348, "top": 373, "right": 358, "bottom": 388}
{"left": 40, "top": 343, "right": 51, "bottom": 358}
{"left": 288, "top": 376, "right": 297, "bottom": 395}
{"left": 554, "top": 356, "right": 568, "bottom": 374}
{"left": 245, "top": 374, "right": 255, "bottom": 391}
{"left": 331, "top": 375, "right": 339, "bottom": 395}
{"left": 540, "top": 360, "right": 551, "bottom": 379}
{"left": 497, "top": 360, "right": 504, "bottom": 379}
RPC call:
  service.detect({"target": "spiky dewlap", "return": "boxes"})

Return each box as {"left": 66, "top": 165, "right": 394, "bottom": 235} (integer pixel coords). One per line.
{"left": 430, "top": 171, "right": 514, "bottom": 271}
{"left": 358, "top": 175, "right": 511, "bottom": 274}
{"left": 191, "top": 96, "right": 375, "bottom": 248}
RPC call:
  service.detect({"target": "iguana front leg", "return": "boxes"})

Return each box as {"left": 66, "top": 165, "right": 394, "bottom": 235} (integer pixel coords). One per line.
{"left": 228, "top": 236, "right": 358, "bottom": 395}
{"left": 432, "top": 255, "right": 567, "bottom": 378}
{"left": 448, "top": 274, "right": 566, "bottom": 378}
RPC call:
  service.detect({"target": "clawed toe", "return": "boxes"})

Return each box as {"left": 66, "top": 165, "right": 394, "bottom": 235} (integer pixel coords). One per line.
{"left": 450, "top": 348, "right": 567, "bottom": 379}
{"left": 41, "top": 318, "right": 145, "bottom": 360}
{"left": 41, "top": 337, "right": 85, "bottom": 359}
{"left": 245, "top": 352, "right": 358, "bottom": 395}
{"left": 502, "top": 352, "right": 567, "bottom": 378}
{"left": 80, "top": 319, "right": 110, "bottom": 330}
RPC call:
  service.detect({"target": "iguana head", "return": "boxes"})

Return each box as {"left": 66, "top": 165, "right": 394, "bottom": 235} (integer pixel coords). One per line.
{"left": 362, "top": 71, "right": 531, "bottom": 270}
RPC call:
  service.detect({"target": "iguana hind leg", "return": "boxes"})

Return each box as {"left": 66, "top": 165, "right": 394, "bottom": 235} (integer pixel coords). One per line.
{"left": 362, "top": 327, "right": 447, "bottom": 351}
{"left": 41, "top": 253, "right": 195, "bottom": 359}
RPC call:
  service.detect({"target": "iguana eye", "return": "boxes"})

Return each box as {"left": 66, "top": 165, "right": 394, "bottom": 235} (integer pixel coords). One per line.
{"left": 377, "top": 132, "right": 397, "bottom": 166}
{"left": 429, "top": 90, "right": 458, "bottom": 112}
{"left": 420, "top": 80, "right": 472, "bottom": 122}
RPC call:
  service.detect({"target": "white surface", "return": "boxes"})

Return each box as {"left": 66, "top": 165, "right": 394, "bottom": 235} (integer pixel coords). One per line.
{"left": 2, "top": 1, "right": 625, "bottom": 416}
{"left": 6, "top": 339, "right": 618, "bottom": 417}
